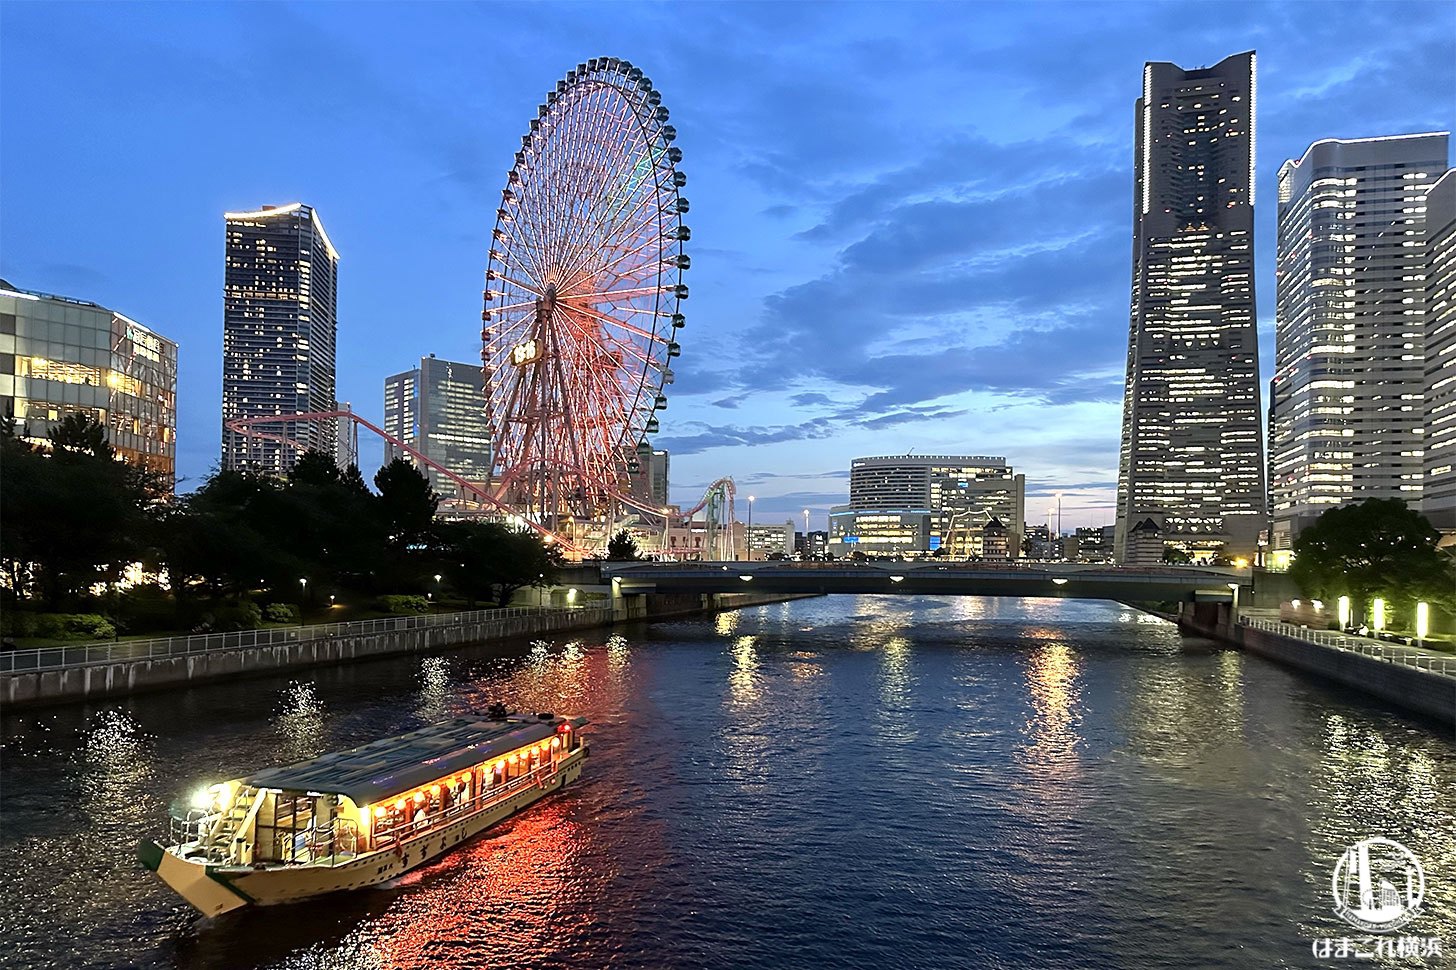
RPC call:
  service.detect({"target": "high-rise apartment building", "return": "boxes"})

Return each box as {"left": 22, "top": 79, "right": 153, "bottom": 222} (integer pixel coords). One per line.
{"left": 1425, "top": 168, "right": 1456, "bottom": 530}
{"left": 1269, "top": 134, "right": 1450, "bottom": 547}
{"left": 221, "top": 203, "right": 339, "bottom": 476}
{"left": 828, "top": 454, "right": 1025, "bottom": 558}
{"left": 1115, "top": 51, "right": 1266, "bottom": 563}
{"left": 0, "top": 280, "right": 178, "bottom": 490}
{"left": 383, "top": 355, "right": 491, "bottom": 498}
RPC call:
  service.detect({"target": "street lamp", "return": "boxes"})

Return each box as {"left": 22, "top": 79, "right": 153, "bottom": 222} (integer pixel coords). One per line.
{"left": 1228, "top": 582, "right": 1240, "bottom": 623}
{"left": 803, "top": 508, "right": 810, "bottom": 557}
{"left": 746, "top": 495, "right": 755, "bottom": 562}
{"left": 298, "top": 578, "right": 307, "bottom": 626}
{"left": 1416, "top": 602, "right": 1430, "bottom": 646}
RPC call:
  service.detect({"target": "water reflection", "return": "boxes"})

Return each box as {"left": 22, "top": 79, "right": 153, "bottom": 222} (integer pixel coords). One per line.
{"left": 274, "top": 681, "right": 327, "bottom": 763}
{"left": 415, "top": 657, "right": 451, "bottom": 722}
{"left": 1019, "top": 641, "right": 1082, "bottom": 780}
{"left": 727, "top": 635, "right": 759, "bottom": 707}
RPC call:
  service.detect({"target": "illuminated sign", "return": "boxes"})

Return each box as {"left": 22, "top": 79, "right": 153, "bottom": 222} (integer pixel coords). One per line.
{"left": 511, "top": 339, "right": 541, "bottom": 366}
{"left": 842, "top": 536, "right": 859, "bottom": 544}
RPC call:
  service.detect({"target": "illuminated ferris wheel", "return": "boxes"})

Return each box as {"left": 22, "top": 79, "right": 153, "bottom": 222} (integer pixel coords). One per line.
{"left": 482, "top": 56, "right": 688, "bottom": 535}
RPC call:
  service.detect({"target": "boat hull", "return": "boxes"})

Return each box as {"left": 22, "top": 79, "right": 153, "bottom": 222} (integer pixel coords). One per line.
{"left": 142, "top": 748, "right": 585, "bottom": 915}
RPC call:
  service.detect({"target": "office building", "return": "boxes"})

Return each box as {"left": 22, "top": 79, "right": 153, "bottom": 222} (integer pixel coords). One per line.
{"left": 828, "top": 454, "right": 1025, "bottom": 558}
{"left": 795, "top": 529, "right": 829, "bottom": 559}
{"left": 746, "top": 521, "right": 795, "bottom": 560}
{"left": 383, "top": 355, "right": 491, "bottom": 498}
{"left": 0, "top": 281, "right": 178, "bottom": 490}
{"left": 221, "top": 203, "right": 339, "bottom": 476}
{"left": 1426, "top": 168, "right": 1456, "bottom": 530}
{"left": 627, "top": 447, "right": 670, "bottom": 509}
{"left": 1270, "top": 133, "right": 1450, "bottom": 547}
{"left": 1115, "top": 51, "right": 1266, "bottom": 563}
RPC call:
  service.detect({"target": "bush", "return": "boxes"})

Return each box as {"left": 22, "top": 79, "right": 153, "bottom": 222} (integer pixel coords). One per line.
{"left": 376, "top": 594, "right": 428, "bottom": 615}
{"left": 2, "top": 612, "right": 116, "bottom": 641}
{"left": 114, "top": 584, "right": 176, "bottom": 634}
{"left": 208, "top": 602, "right": 263, "bottom": 631}
{"left": 264, "top": 603, "right": 300, "bottom": 624}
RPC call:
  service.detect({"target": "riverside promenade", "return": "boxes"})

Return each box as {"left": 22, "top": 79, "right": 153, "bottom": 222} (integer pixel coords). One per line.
{"left": 0, "top": 592, "right": 805, "bottom": 708}
{"left": 1177, "top": 603, "right": 1456, "bottom": 727}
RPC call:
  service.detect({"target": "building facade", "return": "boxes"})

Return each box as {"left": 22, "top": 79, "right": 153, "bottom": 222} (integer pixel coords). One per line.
{"left": 1115, "top": 51, "right": 1267, "bottom": 563}
{"left": 627, "top": 447, "right": 670, "bottom": 509}
{"left": 1426, "top": 167, "right": 1456, "bottom": 531}
{"left": 383, "top": 355, "right": 492, "bottom": 499}
{"left": 746, "top": 522, "right": 795, "bottom": 560}
{"left": 221, "top": 203, "right": 339, "bottom": 476}
{"left": 0, "top": 281, "right": 178, "bottom": 490}
{"left": 828, "top": 454, "right": 1025, "bottom": 558}
{"left": 1270, "top": 133, "right": 1450, "bottom": 547}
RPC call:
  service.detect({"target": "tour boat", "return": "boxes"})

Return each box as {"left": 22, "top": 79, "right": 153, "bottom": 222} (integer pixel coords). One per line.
{"left": 139, "top": 707, "right": 588, "bottom": 916}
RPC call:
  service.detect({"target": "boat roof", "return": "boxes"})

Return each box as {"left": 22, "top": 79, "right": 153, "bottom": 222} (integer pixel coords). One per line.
{"left": 244, "top": 714, "right": 584, "bottom": 807}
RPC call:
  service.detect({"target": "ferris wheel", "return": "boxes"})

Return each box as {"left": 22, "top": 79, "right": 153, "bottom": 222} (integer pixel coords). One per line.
{"left": 482, "top": 56, "right": 688, "bottom": 535}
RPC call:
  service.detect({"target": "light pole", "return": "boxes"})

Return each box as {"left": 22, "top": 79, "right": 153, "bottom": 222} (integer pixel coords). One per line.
{"left": 1227, "top": 582, "right": 1240, "bottom": 625}
{"left": 298, "top": 578, "right": 307, "bottom": 626}
{"left": 747, "top": 495, "right": 755, "bottom": 562}
{"left": 803, "top": 508, "right": 810, "bottom": 559}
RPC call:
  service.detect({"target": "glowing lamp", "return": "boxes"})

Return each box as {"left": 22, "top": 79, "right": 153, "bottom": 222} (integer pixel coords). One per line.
{"left": 1337, "top": 596, "right": 1350, "bottom": 627}
{"left": 1052, "top": 578, "right": 1068, "bottom": 586}
{"left": 190, "top": 786, "right": 215, "bottom": 811}
{"left": 374, "top": 807, "right": 388, "bottom": 818}
{"left": 1312, "top": 600, "right": 1323, "bottom": 611}
{"left": 1291, "top": 599, "right": 1301, "bottom": 609}
{"left": 430, "top": 785, "right": 440, "bottom": 796}
{"left": 1416, "top": 602, "right": 1430, "bottom": 640}
{"left": 551, "top": 738, "right": 561, "bottom": 749}
{"left": 1373, "top": 598, "right": 1386, "bottom": 632}
{"left": 414, "top": 791, "right": 426, "bottom": 802}
{"left": 394, "top": 799, "right": 405, "bottom": 811}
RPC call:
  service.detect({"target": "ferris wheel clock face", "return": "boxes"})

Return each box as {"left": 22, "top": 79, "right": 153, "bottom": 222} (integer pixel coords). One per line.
{"left": 482, "top": 56, "right": 688, "bottom": 526}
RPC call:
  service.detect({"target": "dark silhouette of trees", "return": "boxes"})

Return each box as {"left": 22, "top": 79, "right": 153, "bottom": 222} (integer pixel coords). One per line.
{"left": 606, "top": 530, "right": 642, "bottom": 561}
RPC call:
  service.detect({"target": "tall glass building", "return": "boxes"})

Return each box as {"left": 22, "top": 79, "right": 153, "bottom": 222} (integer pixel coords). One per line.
{"left": 1425, "top": 168, "right": 1456, "bottom": 531}
{"left": 0, "top": 280, "right": 178, "bottom": 490}
{"left": 383, "top": 355, "right": 491, "bottom": 498}
{"left": 1115, "top": 51, "right": 1267, "bottom": 564}
{"left": 221, "top": 203, "right": 339, "bottom": 476}
{"left": 1269, "top": 133, "right": 1449, "bottom": 548}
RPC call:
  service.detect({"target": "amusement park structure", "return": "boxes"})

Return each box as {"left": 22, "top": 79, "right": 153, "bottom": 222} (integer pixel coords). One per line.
{"left": 226, "top": 56, "right": 738, "bottom": 560}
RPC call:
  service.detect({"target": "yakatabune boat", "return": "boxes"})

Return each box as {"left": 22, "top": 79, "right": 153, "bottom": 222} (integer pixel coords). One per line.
{"left": 140, "top": 709, "right": 588, "bottom": 916}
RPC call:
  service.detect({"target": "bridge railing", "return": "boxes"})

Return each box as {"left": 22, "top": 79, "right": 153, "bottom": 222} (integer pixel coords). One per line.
{"left": 0, "top": 606, "right": 589, "bottom": 676}
{"left": 1241, "top": 616, "right": 1456, "bottom": 680}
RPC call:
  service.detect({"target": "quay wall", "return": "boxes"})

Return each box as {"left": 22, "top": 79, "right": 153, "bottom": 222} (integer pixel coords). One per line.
{"left": 0, "top": 593, "right": 810, "bottom": 709}
{"left": 1176, "top": 603, "right": 1456, "bottom": 728}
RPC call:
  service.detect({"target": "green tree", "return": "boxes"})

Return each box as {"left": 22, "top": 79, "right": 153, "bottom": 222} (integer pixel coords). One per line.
{"left": 1290, "top": 499, "right": 1454, "bottom": 621}
{"left": 606, "top": 530, "right": 641, "bottom": 562}
{"left": 1162, "top": 546, "right": 1192, "bottom": 565}
{"left": 0, "top": 415, "right": 153, "bottom": 606}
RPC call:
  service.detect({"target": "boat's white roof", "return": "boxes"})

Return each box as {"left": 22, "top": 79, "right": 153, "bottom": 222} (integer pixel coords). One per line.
{"left": 244, "top": 714, "right": 582, "bottom": 806}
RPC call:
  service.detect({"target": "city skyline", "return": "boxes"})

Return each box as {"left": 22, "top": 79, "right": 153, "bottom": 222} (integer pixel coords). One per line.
{"left": 2, "top": 2, "right": 1453, "bottom": 528}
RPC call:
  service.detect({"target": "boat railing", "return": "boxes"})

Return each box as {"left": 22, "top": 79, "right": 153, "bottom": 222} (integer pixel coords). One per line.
{"left": 1, "top": 606, "right": 603, "bottom": 674}
{"left": 371, "top": 762, "right": 563, "bottom": 851}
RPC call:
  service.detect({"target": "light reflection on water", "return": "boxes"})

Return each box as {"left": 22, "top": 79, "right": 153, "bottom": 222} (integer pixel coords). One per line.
{"left": 0, "top": 595, "right": 1453, "bottom": 970}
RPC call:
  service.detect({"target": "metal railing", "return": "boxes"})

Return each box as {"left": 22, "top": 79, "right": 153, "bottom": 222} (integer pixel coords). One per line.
{"left": 0, "top": 606, "right": 603, "bottom": 675}
{"left": 1241, "top": 616, "right": 1456, "bottom": 680}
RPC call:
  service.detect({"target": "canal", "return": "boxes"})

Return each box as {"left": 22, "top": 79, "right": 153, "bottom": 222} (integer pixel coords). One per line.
{"left": 1, "top": 596, "right": 1453, "bottom": 969}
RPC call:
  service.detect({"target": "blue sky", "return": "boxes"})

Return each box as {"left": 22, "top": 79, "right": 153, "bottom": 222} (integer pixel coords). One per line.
{"left": 2, "top": 1, "right": 1452, "bottom": 529}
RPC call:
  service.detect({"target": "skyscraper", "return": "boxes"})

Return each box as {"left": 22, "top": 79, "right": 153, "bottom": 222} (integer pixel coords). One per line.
{"left": 1425, "top": 167, "right": 1456, "bottom": 531}
{"left": 1115, "top": 51, "right": 1266, "bottom": 564}
{"left": 1269, "top": 134, "right": 1450, "bottom": 547}
{"left": 382, "top": 355, "right": 491, "bottom": 498}
{"left": 221, "top": 203, "right": 339, "bottom": 476}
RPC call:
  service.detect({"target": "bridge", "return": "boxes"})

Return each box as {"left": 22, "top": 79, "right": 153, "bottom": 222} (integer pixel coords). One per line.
{"left": 597, "top": 561, "right": 1250, "bottom": 603}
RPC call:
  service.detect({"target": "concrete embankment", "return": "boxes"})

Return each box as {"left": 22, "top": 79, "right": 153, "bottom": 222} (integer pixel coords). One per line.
{"left": 0, "top": 592, "right": 811, "bottom": 709}
{"left": 1176, "top": 602, "right": 1456, "bottom": 728}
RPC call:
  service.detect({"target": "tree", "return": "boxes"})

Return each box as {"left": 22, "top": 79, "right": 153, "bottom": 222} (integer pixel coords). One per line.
{"left": 0, "top": 415, "right": 154, "bottom": 606}
{"left": 1290, "top": 499, "right": 1454, "bottom": 621}
{"left": 375, "top": 458, "right": 439, "bottom": 545}
{"left": 1162, "top": 546, "right": 1192, "bottom": 565}
{"left": 606, "top": 530, "right": 641, "bottom": 562}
